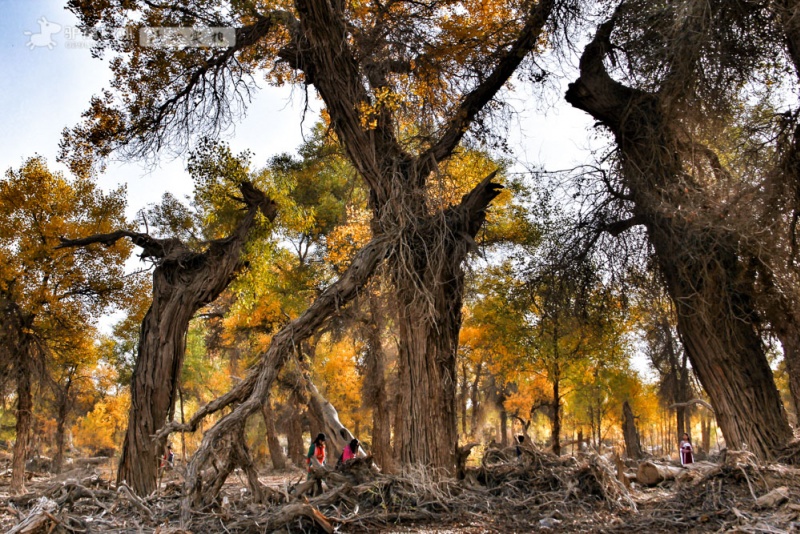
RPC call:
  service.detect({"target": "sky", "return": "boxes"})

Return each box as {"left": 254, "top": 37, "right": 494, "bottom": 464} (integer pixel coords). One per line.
{"left": 0, "top": 0, "right": 596, "bottom": 216}
{"left": 0, "top": 1, "right": 644, "bottom": 372}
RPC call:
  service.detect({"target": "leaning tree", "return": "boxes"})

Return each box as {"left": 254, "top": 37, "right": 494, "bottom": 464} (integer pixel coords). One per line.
{"left": 565, "top": 0, "right": 797, "bottom": 458}
{"left": 64, "top": 0, "right": 575, "bottom": 487}
{"left": 59, "top": 178, "right": 277, "bottom": 496}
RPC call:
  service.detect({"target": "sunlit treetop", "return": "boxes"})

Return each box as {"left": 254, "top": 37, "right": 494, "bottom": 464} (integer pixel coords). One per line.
{"left": 62, "top": 0, "right": 576, "bottom": 206}
{"left": 0, "top": 157, "right": 133, "bottom": 332}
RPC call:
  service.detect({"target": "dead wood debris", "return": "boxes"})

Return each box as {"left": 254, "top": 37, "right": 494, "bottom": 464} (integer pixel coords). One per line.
{"left": 3, "top": 449, "right": 800, "bottom": 533}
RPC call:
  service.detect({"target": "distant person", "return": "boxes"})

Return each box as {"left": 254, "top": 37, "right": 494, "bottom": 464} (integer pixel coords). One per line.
{"left": 679, "top": 433, "right": 694, "bottom": 466}
{"left": 160, "top": 443, "right": 174, "bottom": 474}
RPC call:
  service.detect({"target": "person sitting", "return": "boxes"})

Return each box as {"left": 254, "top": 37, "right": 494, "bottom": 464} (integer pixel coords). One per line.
{"left": 341, "top": 438, "right": 362, "bottom": 464}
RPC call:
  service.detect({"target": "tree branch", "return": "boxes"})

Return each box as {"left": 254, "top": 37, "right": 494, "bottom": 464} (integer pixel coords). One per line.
{"left": 421, "top": 0, "right": 555, "bottom": 170}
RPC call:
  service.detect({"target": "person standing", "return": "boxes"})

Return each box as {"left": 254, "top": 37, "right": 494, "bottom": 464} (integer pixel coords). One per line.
{"left": 306, "top": 433, "right": 327, "bottom": 495}
{"left": 306, "top": 433, "right": 327, "bottom": 471}
{"left": 679, "top": 433, "right": 694, "bottom": 466}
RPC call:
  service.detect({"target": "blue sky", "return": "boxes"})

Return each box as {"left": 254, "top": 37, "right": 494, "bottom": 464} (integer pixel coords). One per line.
{"left": 0, "top": 1, "right": 596, "bottom": 217}
{"left": 0, "top": 0, "right": 315, "bottom": 215}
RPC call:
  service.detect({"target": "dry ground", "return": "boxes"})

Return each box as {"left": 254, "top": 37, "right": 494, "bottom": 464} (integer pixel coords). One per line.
{"left": 2, "top": 447, "right": 800, "bottom": 533}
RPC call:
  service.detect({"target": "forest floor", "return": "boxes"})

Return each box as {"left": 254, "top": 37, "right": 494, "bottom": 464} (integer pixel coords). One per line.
{"left": 1, "top": 447, "right": 800, "bottom": 533}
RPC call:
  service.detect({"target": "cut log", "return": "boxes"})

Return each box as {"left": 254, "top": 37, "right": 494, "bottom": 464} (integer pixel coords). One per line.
{"left": 636, "top": 461, "right": 684, "bottom": 486}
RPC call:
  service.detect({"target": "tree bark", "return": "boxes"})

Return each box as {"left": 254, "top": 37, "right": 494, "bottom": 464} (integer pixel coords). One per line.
{"left": 551, "top": 371, "right": 561, "bottom": 456}
{"left": 636, "top": 461, "right": 684, "bottom": 486}
{"left": 622, "top": 401, "right": 644, "bottom": 460}
{"left": 361, "top": 299, "right": 393, "bottom": 471}
{"left": 61, "top": 182, "right": 276, "bottom": 496}
{"left": 52, "top": 379, "right": 71, "bottom": 475}
{"left": 565, "top": 11, "right": 793, "bottom": 459}
{"left": 285, "top": 396, "right": 306, "bottom": 468}
{"left": 261, "top": 396, "right": 286, "bottom": 470}
{"left": 11, "top": 352, "right": 32, "bottom": 493}
{"left": 469, "top": 362, "right": 483, "bottom": 439}
{"left": 394, "top": 176, "right": 503, "bottom": 473}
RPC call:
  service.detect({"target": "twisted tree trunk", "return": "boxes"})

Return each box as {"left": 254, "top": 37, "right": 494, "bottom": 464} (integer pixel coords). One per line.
{"left": 565, "top": 12, "right": 792, "bottom": 459}
{"left": 59, "top": 182, "right": 276, "bottom": 495}
{"left": 393, "top": 176, "right": 503, "bottom": 472}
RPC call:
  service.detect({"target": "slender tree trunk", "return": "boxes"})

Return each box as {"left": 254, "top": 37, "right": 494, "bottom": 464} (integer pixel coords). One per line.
{"left": 622, "top": 401, "right": 644, "bottom": 460}
{"left": 261, "top": 397, "right": 286, "bottom": 470}
{"left": 499, "top": 405, "right": 508, "bottom": 447}
{"left": 286, "top": 397, "right": 305, "bottom": 468}
{"left": 551, "top": 372, "right": 561, "bottom": 456}
{"left": 460, "top": 363, "right": 468, "bottom": 438}
{"left": 11, "top": 354, "right": 32, "bottom": 493}
{"left": 52, "top": 389, "right": 70, "bottom": 474}
{"left": 469, "top": 363, "right": 482, "bottom": 438}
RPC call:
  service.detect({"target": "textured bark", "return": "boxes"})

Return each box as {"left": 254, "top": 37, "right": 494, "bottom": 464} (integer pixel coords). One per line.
{"left": 11, "top": 354, "right": 32, "bottom": 493}
{"left": 52, "top": 380, "right": 71, "bottom": 475}
{"left": 565, "top": 12, "right": 792, "bottom": 459}
{"left": 285, "top": 396, "right": 306, "bottom": 468}
{"left": 261, "top": 396, "right": 286, "bottom": 470}
{"left": 305, "top": 379, "right": 356, "bottom": 462}
{"left": 622, "top": 401, "right": 644, "bottom": 460}
{"left": 361, "top": 300, "right": 393, "bottom": 471}
{"left": 551, "top": 371, "right": 561, "bottom": 456}
{"left": 636, "top": 461, "right": 684, "bottom": 486}
{"left": 60, "top": 182, "right": 276, "bottom": 496}
{"left": 290, "top": 0, "right": 551, "bottom": 475}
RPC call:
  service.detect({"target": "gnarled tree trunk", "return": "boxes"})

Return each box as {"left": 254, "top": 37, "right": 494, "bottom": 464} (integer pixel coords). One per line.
{"left": 361, "top": 294, "right": 393, "bottom": 471}
{"left": 565, "top": 12, "right": 792, "bottom": 459}
{"left": 59, "top": 182, "right": 276, "bottom": 495}
{"left": 393, "top": 176, "right": 503, "bottom": 472}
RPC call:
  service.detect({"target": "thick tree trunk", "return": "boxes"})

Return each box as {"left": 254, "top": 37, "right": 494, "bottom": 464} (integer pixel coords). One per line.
{"left": 362, "top": 305, "right": 393, "bottom": 471}
{"left": 636, "top": 461, "right": 685, "bottom": 486}
{"left": 11, "top": 355, "right": 32, "bottom": 493}
{"left": 565, "top": 14, "right": 792, "bottom": 459}
{"left": 393, "top": 176, "right": 502, "bottom": 473}
{"left": 261, "top": 397, "right": 286, "bottom": 470}
{"left": 622, "top": 401, "right": 644, "bottom": 460}
{"left": 114, "top": 185, "right": 275, "bottom": 495}
{"left": 395, "top": 278, "right": 460, "bottom": 471}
